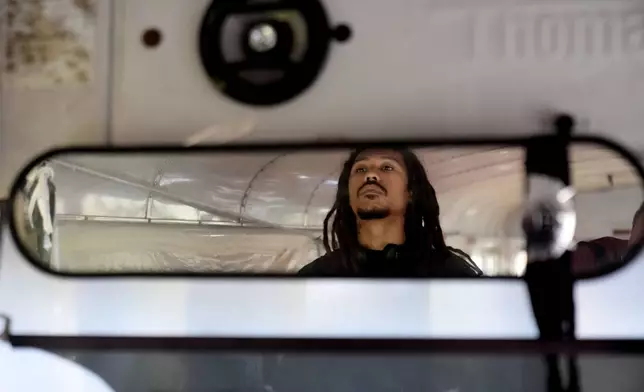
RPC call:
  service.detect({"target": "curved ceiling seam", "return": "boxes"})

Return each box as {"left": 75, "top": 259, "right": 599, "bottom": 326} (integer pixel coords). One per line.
{"left": 302, "top": 166, "right": 342, "bottom": 227}
{"left": 145, "top": 156, "right": 178, "bottom": 219}
{"left": 144, "top": 168, "right": 165, "bottom": 220}
{"left": 238, "top": 153, "right": 288, "bottom": 225}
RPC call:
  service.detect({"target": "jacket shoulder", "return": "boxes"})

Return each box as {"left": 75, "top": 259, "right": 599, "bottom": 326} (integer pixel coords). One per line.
{"left": 446, "top": 247, "right": 484, "bottom": 276}
{"left": 298, "top": 251, "right": 344, "bottom": 276}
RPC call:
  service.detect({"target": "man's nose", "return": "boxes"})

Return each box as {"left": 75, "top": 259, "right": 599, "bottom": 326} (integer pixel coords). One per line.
{"left": 365, "top": 170, "right": 380, "bottom": 182}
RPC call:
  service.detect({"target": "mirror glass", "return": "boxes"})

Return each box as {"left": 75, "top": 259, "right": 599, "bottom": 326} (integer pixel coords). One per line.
{"left": 568, "top": 143, "right": 644, "bottom": 277}
{"left": 11, "top": 142, "right": 643, "bottom": 278}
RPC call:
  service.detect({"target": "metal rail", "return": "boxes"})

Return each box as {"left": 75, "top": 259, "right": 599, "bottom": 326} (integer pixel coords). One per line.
{"left": 52, "top": 159, "right": 278, "bottom": 227}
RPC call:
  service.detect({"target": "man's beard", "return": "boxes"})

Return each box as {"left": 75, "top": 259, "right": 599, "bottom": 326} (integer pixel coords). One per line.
{"left": 357, "top": 208, "right": 391, "bottom": 220}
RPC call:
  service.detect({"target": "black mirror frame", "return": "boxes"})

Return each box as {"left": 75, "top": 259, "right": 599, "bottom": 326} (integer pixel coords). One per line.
{"left": 6, "top": 135, "right": 644, "bottom": 280}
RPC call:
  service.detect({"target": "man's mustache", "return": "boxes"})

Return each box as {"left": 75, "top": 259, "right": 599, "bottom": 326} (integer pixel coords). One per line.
{"left": 358, "top": 181, "right": 387, "bottom": 195}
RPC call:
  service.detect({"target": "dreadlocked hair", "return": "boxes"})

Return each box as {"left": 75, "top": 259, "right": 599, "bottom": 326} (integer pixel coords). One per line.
{"left": 322, "top": 148, "right": 449, "bottom": 271}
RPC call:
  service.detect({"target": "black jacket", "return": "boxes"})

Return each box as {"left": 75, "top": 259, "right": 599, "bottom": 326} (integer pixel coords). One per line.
{"left": 298, "top": 244, "right": 483, "bottom": 277}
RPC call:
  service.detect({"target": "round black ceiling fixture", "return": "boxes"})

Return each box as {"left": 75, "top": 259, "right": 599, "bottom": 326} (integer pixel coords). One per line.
{"left": 198, "top": 0, "right": 351, "bottom": 106}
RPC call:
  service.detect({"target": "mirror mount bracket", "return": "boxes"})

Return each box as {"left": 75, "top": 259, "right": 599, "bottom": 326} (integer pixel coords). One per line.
{"left": 553, "top": 113, "right": 575, "bottom": 139}
{"left": 524, "top": 112, "right": 580, "bottom": 392}
{"left": 525, "top": 254, "right": 580, "bottom": 391}
{"left": 524, "top": 112, "right": 577, "bottom": 339}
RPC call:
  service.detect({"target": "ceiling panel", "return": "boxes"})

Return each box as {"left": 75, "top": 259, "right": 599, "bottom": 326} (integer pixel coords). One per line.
{"left": 45, "top": 144, "right": 641, "bottom": 239}
{"left": 244, "top": 151, "right": 347, "bottom": 226}
{"left": 53, "top": 161, "right": 150, "bottom": 218}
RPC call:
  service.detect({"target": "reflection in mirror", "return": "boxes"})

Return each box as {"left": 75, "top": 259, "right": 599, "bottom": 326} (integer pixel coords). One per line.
{"left": 12, "top": 146, "right": 533, "bottom": 277}
{"left": 567, "top": 143, "right": 644, "bottom": 277}
{"left": 14, "top": 163, "right": 56, "bottom": 266}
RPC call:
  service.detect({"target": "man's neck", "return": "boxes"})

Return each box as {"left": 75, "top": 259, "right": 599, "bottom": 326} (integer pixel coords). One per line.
{"left": 358, "top": 217, "right": 405, "bottom": 250}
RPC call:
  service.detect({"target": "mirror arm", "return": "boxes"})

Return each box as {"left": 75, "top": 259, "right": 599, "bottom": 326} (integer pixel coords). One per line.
{"left": 524, "top": 114, "right": 580, "bottom": 392}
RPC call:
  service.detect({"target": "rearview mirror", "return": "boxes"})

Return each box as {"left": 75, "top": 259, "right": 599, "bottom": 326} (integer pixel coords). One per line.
{"left": 8, "top": 138, "right": 644, "bottom": 279}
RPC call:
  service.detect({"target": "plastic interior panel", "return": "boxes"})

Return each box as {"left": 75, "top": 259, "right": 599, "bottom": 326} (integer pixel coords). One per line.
{"left": 1, "top": 223, "right": 644, "bottom": 339}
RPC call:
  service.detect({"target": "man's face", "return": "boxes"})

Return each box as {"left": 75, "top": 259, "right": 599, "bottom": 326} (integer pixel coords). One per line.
{"left": 348, "top": 150, "right": 410, "bottom": 220}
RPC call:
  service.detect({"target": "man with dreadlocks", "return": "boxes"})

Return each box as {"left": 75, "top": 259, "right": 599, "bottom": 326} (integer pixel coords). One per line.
{"left": 299, "top": 148, "right": 483, "bottom": 277}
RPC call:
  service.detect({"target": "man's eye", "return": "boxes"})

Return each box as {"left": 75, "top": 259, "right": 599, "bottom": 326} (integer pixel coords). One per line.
{"left": 382, "top": 165, "right": 394, "bottom": 171}
{"left": 355, "top": 167, "right": 367, "bottom": 173}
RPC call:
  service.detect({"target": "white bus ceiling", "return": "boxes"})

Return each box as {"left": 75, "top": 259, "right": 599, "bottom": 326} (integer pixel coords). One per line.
{"left": 2, "top": 0, "right": 644, "bottom": 192}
